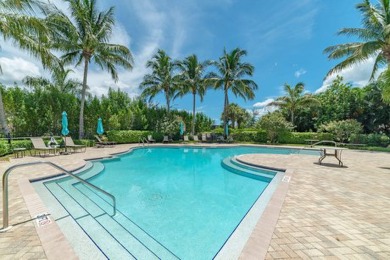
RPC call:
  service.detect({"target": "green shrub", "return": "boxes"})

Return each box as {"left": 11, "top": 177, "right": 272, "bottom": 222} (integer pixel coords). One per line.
{"left": 74, "top": 139, "right": 95, "bottom": 147}
{"left": 256, "top": 112, "right": 293, "bottom": 143}
{"left": 350, "top": 133, "right": 390, "bottom": 147}
{"left": 107, "top": 130, "right": 151, "bottom": 143}
{"left": 318, "top": 119, "right": 363, "bottom": 142}
{"left": 278, "top": 132, "right": 334, "bottom": 144}
{"left": 232, "top": 130, "right": 267, "bottom": 143}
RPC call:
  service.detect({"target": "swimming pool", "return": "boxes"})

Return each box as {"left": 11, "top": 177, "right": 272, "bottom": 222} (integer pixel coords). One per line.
{"left": 33, "top": 146, "right": 315, "bottom": 259}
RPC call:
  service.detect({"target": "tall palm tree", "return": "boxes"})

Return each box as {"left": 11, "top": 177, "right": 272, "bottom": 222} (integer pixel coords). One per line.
{"left": 140, "top": 49, "right": 177, "bottom": 114}
{"left": 268, "top": 82, "right": 320, "bottom": 127}
{"left": 324, "top": 0, "right": 390, "bottom": 80}
{"left": 46, "top": 0, "right": 134, "bottom": 139}
{"left": 209, "top": 48, "right": 258, "bottom": 135}
{"left": 175, "top": 54, "right": 210, "bottom": 135}
{"left": 0, "top": 0, "right": 57, "bottom": 135}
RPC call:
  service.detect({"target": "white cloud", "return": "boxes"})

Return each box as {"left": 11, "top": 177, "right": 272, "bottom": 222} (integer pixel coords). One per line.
{"left": 294, "top": 68, "right": 307, "bottom": 78}
{"left": 317, "top": 57, "right": 385, "bottom": 93}
{"left": 0, "top": 57, "right": 41, "bottom": 83}
{"left": 253, "top": 98, "right": 274, "bottom": 107}
{"left": 252, "top": 98, "right": 279, "bottom": 118}
{"left": 110, "top": 22, "right": 131, "bottom": 47}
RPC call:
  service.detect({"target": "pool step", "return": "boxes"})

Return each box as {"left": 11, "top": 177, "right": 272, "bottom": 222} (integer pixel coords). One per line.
{"left": 230, "top": 157, "right": 277, "bottom": 176}
{"left": 221, "top": 157, "right": 274, "bottom": 182}
{"left": 78, "top": 185, "right": 180, "bottom": 259}
{"left": 44, "top": 160, "right": 180, "bottom": 259}
{"left": 77, "top": 215, "right": 135, "bottom": 259}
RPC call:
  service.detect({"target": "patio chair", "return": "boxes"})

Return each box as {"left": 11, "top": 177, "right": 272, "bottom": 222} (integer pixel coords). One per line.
{"left": 30, "top": 137, "right": 57, "bottom": 157}
{"left": 162, "top": 136, "right": 172, "bottom": 143}
{"left": 192, "top": 135, "right": 199, "bottom": 142}
{"left": 182, "top": 135, "right": 189, "bottom": 143}
{"left": 147, "top": 135, "right": 156, "bottom": 143}
{"left": 95, "top": 135, "right": 116, "bottom": 148}
{"left": 201, "top": 134, "right": 208, "bottom": 143}
{"left": 63, "top": 136, "right": 86, "bottom": 153}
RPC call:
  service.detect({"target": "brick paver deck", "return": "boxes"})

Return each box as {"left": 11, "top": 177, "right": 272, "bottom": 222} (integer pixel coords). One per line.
{"left": 0, "top": 144, "right": 389, "bottom": 259}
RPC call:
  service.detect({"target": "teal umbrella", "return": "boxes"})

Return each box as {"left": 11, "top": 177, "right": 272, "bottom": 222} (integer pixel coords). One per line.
{"left": 179, "top": 121, "right": 184, "bottom": 136}
{"left": 61, "top": 111, "right": 69, "bottom": 136}
{"left": 97, "top": 117, "right": 104, "bottom": 135}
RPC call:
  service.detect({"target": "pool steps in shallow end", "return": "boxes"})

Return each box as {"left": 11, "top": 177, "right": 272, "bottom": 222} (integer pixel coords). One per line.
{"left": 221, "top": 157, "right": 276, "bottom": 182}
{"left": 41, "top": 162, "right": 179, "bottom": 259}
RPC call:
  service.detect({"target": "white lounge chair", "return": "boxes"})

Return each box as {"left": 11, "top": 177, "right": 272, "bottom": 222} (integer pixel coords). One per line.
{"left": 30, "top": 137, "right": 56, "bottom": 156}
{"left": 63, "top": 136, "right": 86, "bottom": 153}
{"left": 147, "top": 135, "right": 156, "bottom": 143}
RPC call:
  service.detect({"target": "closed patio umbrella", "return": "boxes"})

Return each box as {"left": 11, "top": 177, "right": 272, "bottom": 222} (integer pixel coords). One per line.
{"left": 97, "top": 117, "right": 104, "bottom": 135}
{"left": 61, "top": 111, "right": 69, "bottom": 136}
{"left": 61, "top": 111, "right": 70, "bottom": 154}
{"left": 179, "top": 121, "right": 184, "bottom": 136}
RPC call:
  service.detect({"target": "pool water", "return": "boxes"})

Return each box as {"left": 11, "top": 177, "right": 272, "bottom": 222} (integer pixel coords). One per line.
{"left": 85, "top": 146, "right": 293, "bottom": 259}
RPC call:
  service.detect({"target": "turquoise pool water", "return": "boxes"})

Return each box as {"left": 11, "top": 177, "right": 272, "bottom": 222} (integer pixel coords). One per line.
{"left": 83, "top": 146, "right": 305, "bottom": 259}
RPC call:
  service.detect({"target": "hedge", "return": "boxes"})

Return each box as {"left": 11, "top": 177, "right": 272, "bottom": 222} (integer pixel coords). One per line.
{"left": 232, "top": 130, "right": 267, "bottom": 143}
{"left": 107, "top": 130, "right": 151, "bottom": 143}
{"left": 349, "top": 133, "right": 390, "bottom": 147}
{"left": 278, "top": 132, "right": 334, "bottom": 144}
{"left": 0, "top": 140, "right": 34, "bottom": 157}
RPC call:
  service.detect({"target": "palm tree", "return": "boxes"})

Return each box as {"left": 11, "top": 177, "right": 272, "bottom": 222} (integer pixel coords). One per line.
{"left": 0, "top": 0, "right": 57, "bottom": 135}
{"left": 46, "top": 0, "right": 134, "bottom": 139}
{"left": 23, "top": 64, "right": 83, "bottom": 94}
{"left": 175, "top": 54, "right": 210, "bottom": 135}
{"left": 324, "top": 0, "right": 390, "bottom": 80}
{"left": 268, "top": 82, "right": 320, "bottom": 127}
{"left": 140, "top": 49, "right": 177, "bottom": 114}
{"left": 209, "top": 48, "right": 258, "bottom": 135}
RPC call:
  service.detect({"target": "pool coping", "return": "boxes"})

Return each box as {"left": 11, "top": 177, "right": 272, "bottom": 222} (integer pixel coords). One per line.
{"left": 14, "top": 144, "right": 300, "bottom": 259}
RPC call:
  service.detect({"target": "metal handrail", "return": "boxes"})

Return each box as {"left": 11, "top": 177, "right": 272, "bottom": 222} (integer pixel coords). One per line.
{"left": 1, "top": 161, "right": 116, "bottom": 232}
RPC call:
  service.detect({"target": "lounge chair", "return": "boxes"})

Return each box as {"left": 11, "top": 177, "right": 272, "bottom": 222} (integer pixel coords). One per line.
{"left": 201, "top": 134, "right": 208, "bottom": 142}
{"left": 183, "top": 135, "right": 189, "bottom": 143}
{"left": 30, "top": 137, "right": 57, "bottom": 157}
{"left": 95, "top": 135, "right": 116, "bottom": 147}
{"left": 193, "top": 135, "right": 199, "bottom": 142}
{"left": 147, "top": 135, "right": 156, "bottom": 143}
{"left": 63, "top": 136, "right": 86, "bottom": 153}
{"left": 162, "top": 136, "right": 172, "bottom": 143}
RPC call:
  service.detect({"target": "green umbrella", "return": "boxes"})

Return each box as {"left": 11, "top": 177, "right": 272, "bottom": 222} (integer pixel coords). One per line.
{"left": 61, "top": 111, "right": 69, "bottom": 136}
{"left": 97, "top": 117, "right": 104, "bottom": 135}
{"left": 179, "top": 121, "right": 184, "bottom": 136}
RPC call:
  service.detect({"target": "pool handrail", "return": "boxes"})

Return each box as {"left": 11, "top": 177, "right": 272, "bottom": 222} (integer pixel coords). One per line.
{"left": 1, "top": 161, "right": 116, "bottom": 232}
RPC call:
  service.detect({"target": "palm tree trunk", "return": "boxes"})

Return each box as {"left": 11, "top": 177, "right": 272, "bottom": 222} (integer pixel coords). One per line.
{"left": 166, "top": 92, "right": 170, "bottom": 114}
{"left": 192, "top": 92, "right": 196, "bottom": 135}
{"left": 0, "top": 90, "right": 9, "bottom": 135}
{"left": 224, "top": 87, "right": 229, "bottom": 136}
{"left": 79, "top": 58, "right": 89, "bottom": 139}
{"left": 291, "top": 111, "right": 294, "bottom": 127}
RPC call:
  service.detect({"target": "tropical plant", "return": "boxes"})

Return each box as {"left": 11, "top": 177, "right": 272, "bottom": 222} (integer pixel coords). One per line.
{"left": 269, "top": 82, "right": 320, "bottom": 127}
{"left": 318, "top": 119, "right": 363, "bottom": 143}
{"left": 46, "top": 0, "right": 134, "bottom": 139}
{"left": 0, "top": 0, "right": 57, "bottom": 134}
{"left": 208, "top": 48, "right": 258, "bottom": 135}
{"left": 256, "top": 112, "right": 293, "bottom": 143}
{"left": 23, "top": 64, "right": 83, "bottom": 94}
{"left": 222, "top": 103, "right": 251, "bottom": 128}
{"left": 324, "top": 0, "right": 390, "bottom": 79}
{"left": 140, "top": 49, "right": 178, "bottom": 114}
{"left": 175, "top": 54, "right": 210, "bottom": 135}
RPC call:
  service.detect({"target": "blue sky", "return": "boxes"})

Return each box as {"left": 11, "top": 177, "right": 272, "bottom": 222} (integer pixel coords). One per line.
{"left": 0, "top": 0, "right": 377, "bottom": 123}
